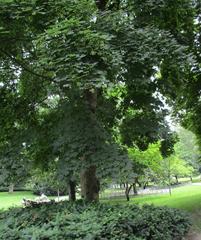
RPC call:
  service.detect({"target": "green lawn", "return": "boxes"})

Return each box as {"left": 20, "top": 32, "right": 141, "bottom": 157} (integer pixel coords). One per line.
{"left": 107, "top": 186, "right": 201, "bottom": 210}
{"left": 1, "top": 185, "right": 201, "bottom": 212}
{"left": 105, "top": 185, "right": 201, "bottom": 231}
{"left": 1, "top": 185, "right": 201, "bottom": 231}
{"left": 0, "top": 191, "right": 35, "bottom": 210}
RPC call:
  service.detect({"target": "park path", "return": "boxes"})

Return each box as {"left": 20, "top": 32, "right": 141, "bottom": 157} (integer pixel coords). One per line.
{"left": 186, "top": 231, "right": 201, "bottom": 240}
{"left": 185, "top": 183, "right": 201, "bottom": 240}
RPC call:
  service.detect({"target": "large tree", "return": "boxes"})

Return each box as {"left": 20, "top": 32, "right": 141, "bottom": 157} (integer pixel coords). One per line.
{"left": 0, "top": 0, "right": 195, "bottom": 201}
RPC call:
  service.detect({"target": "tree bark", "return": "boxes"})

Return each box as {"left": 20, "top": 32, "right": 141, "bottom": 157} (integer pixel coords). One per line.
{"left": 175, "top": 175, "right": 179, "bottom": 184}
{"left": 143, "top": 181, "right": 148, "bottom": 189}
{"left": 80, "top": 166, "right": 99, "bottom": 202}
{"left": 79, "top": 0, "right": 107, "bottom": 202}
{"left": 79, "top": 87, "right": 100, "bottom": 202}
{"left": 133, "top": 180, "right": 138, "bottom": 195}
{"left": 125, "top": 183, "right": 133, "bottom": 201}
{"left": 68, "top": 180, "right": 76, "bottom": 201}
{"left": 8, "top": 183, "right": 14, "bottom": 193}
{"left": 95, "top": 0, "right": 108, "bottom": 11}
{"left": 136, "top": 178, "right": 141, "bottom": 187}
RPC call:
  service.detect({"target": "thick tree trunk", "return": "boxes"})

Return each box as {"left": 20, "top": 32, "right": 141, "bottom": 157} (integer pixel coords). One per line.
{"left": 79, "top": 0, "right": 110, "bottom": 203}
{"left": 95, "top": 0, "right": 108, "bottom": 11}
{"left": 80, "top": 87, "right": 100, "bottom": 202}
{"left": 80, "top": 166, "right": 99, "bottom": 202}
{"left": 8, "top": 183, "right": 14, "bottom": 193}
{"left": 68, "top": 180, "right": 76, "bottom": 201}
{"left": 190, "top": 176, "right": 193, "bottom": 182}
{"left": 80, "top": 0, "right": 107, "bottom": 202}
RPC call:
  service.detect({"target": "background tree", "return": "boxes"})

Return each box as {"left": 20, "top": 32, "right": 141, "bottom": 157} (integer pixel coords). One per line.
{"left": 162, "top": 155, "right": 194, "bottom": 184}
{"left": 175, "top": 126, "right": 200, "bottom": 173}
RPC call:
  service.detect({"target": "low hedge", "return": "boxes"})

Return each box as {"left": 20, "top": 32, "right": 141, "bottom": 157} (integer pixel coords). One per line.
{"left": 0, "top": 188, "right": 32, "bottom": 192}
{"left": 0, "top": 200, "right": 191, "bottom": 240}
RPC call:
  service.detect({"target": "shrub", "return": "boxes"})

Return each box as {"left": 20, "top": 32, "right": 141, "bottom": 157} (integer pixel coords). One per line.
{"left": 0, "top": 201, "right": 191, "bottom": 240}
{"left": 29, "top": 168, "right": 68, "bottom": 196}
{"left": 33, "top": 182, "right": 67, "bottom": 196}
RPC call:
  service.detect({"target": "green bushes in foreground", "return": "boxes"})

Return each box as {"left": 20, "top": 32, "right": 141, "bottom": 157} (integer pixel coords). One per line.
{"left": 0, "top": 200, "right": 191, "bottom": 240}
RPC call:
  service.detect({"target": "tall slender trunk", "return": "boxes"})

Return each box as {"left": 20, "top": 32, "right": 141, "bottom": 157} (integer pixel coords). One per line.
{"left": 133, "top": 179, "right": 138, "bottom": 195}
{"left": 125, "top": 183, "right": 133, "bottom": 201}
{"left": 143, "top": 181, "right": 148, "bottom": 189}
{"left": 8, "top": 183, "right": 14, "bottom": 193}
{"left": 175, "top": 175, "right": 179, "bottom": 184}
{"left": 136, "top": 178, "right": 141, "bottom": 187}
{"left": 80, "top": 166, "right": 99, "bottom": 202}
{"left": 68, "top": 180, "right": 76, "bottom": 201}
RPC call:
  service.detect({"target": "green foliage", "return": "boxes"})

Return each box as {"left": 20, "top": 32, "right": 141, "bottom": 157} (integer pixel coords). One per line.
{"left": 164, "top": 155, "right": 194, "bottom": 180}
{"left": 0, "top": 201, "right": 191, "bottom": 240}
{"left": 128, "top": 142, "right": 164, "bottom": 184}
{"left": 31, "top": 170, "right": 67, "bottom": 196}
{"left": 175, "top": 127, "right": 200, "bottom": 172}
{"left": 129, "top": 140, "right": 196, "bottom": 186}
{"left": 0, "top": 142, "right": 31, "bottom": 188}
{"left": 0, "top": 0, "right": 196, "bottom": 198}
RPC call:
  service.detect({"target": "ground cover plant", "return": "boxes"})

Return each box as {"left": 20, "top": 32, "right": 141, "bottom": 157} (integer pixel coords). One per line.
{"left": 0, "top": 200, "right": 191, "bottom": 240}
{"left": 105, "top": 185, "right": 201, "bottom": 231}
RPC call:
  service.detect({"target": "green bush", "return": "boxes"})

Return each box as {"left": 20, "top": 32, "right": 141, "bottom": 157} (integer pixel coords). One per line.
{"left": 0, "top": 201, "right": 191, "bottom": 240}
{"left": 33, "top": 182, "right": 67, "bottom": 196}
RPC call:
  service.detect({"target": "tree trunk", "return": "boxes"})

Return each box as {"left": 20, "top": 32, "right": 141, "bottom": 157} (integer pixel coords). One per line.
{"left": 136, "top": 178, "right": 141, "bottom": 187}
{"left": 125, "top": 183, "right": 133, "bottom": 201}
{"left": 175, "top": 175, "right": 179, "bottom": 184}
{"left": 190, "top": 176, "right": 193, "bottom": 182}
{"left": 8, "top": 183, "right": 14, "bottom": 193}
{"left": 133, "top": 181, "right": 138, "bottom": 195}
{"left": 143, "top": 181, "right": 148, "bottom": 189}
{"left": 79, "top": 0, "right": 108, "bottom": 203}
{"left": 95, "top": 0, "right": 108, "bottom": 11}
{"left": 68, "top": 180, "right": 76, "bottom": 201}
{"left": 80, "top": 166, "right": 100, "bottom": 202}
{"left": 80, "top": 87, "right": 100, "bottom": 202}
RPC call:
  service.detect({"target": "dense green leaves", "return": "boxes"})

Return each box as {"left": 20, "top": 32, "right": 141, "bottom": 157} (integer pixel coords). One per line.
{"left": 0, "top": 0, "right": 197, "bottom": 195}
{"left": 0, "top": 201, "right": 191, "bottom": 240}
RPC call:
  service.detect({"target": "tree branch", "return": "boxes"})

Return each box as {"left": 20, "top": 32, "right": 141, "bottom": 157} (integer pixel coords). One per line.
{"left": 0, "top": 49, "right": 53, "bottom": 81}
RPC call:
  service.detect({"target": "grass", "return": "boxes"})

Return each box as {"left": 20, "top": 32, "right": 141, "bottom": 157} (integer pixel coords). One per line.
{"left": 1, "top": 184, "right": 201, "bottom": 231}
{"left": 105, "top": 185, "right": 201, "bottom": 231}
{"left": 0, "top": 191, "right": 35, "bottom": 210}
{"left": 107, "top": 186, "right": 201, "bottom": 210}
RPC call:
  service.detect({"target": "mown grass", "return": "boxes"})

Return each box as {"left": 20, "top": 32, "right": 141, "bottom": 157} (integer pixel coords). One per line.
{"left": 106, "top": 186, "right": 200, "bottom": 209}
{"left": 1, "top": 185, "right": 201, "bottom": 231}
{"left": 104, "top": 185, "right": 201, "bottom": 231}
{"left": 0, "top": 191, "right": 35, "bottom": 210}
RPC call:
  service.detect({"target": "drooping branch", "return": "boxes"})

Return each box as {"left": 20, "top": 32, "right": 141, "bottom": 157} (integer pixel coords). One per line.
{"left": 0, "top": 49, "right": 53, "bottom": 81}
